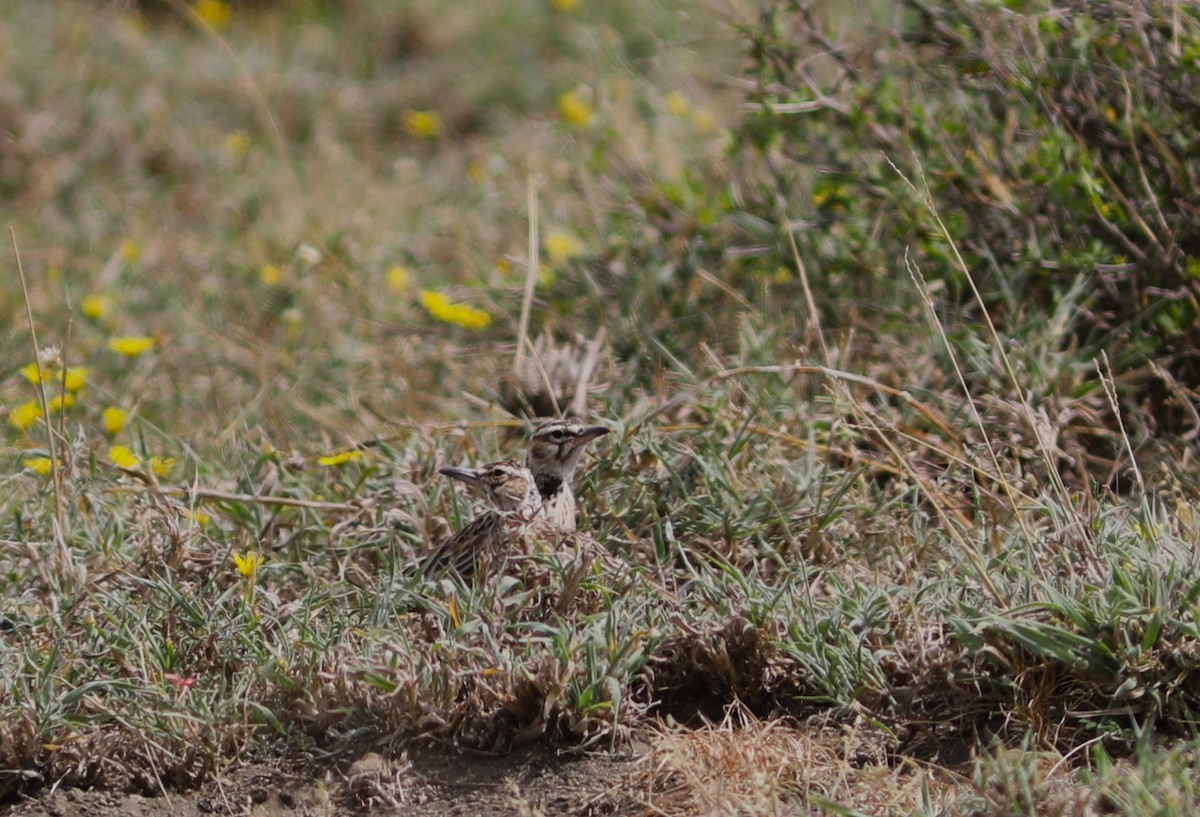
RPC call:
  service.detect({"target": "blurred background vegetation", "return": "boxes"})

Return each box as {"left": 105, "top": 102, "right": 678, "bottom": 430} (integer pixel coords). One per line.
{"left": 5, "top": 0, "right": 1197, "bottom": 488}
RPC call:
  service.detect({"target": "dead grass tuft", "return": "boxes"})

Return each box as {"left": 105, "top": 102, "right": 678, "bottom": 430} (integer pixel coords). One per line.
{"left": 634, "top": 706, "right": 953, "bottom": 816}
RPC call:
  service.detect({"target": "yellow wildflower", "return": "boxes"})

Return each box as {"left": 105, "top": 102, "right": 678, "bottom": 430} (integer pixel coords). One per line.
{"left": 108, "top": 336, "right": 156, "bottom": 357}
{"left": 103, "top": 407, "right": 129, "bottom": 435}
{"left": 109, "top": 444, "right": 141, "bottom": 469}
{"left": 387, "top": 266, "right": 410, "bottom": 292}
{"left": 260, "top": 264, "right": 282, "bottom": 286}
{"left": 186, "top": 509, "right": 212, "bottom": 527}
{"left": 557, "top": 89, "right": 594, "bottom": 127}
{"left": 545, "top": 231, "right": 584, "bottom": 265}
{"left": 552, "top": 0, "right": 582, "bottom": 11}
{"left": 195, "top": 0, "right": 231, "bottom": 29}
{"left": 233, "top": 550, "right": 264, "bottom": 579}
{"left": 666, "top": 91, "right": 689, "bottom": 117}
{"left": 10, "top": 400, "right": 41, "bottom": 431}
{"left": 48, "top": 394, "right": 75, "bottom": 414}
{"left": 150, "top": 456, "right": 179, "bottom": 478}
{"left": 224, "top": 130, "right": 250, "bottom": 157}
{"left": 23, "top": 457, "right": 53, "bottom": 476}
{"left": 63, "top": 367, "right": 88, "bottom": 393}
{"left": 19, "top": 362, "right": 50, "bottom": 385}
{"left": 282, "top": 308, "right": 302, "bottom": 343}
{"left": 418, "top": 290, "right": 492, "bottom": 331}
{"left": 690, "top": 108, "right": 718, "bottom": 134}
{"left": 120, "top": 239, "right": 139, "bottom": 263}
{"left": 318, "top": 450, "right": 363, "bottom": 467}
{"left": 404, "top": 109, "right": 442, "bottom": 138}
{"left": 82, "top": 294, "right": 112, "bottom": 321}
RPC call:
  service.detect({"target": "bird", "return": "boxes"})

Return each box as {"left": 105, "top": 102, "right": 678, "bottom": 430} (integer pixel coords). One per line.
{"left": 523, "top": 418, "right": 609, "bottom": 531}
{"left": 419, "top": 460, "right": 544, "bottom": 578}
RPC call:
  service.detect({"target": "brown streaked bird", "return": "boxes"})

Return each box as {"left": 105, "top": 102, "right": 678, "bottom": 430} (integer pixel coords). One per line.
{"left": 524, "top": 418, "right": 609, "bottom": 531}
{"left": 420, "top": 460, "right": 543, "bottom": 578}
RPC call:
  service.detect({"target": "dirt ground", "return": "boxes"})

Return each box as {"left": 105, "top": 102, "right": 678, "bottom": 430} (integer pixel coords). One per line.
{"left": 0, "top": 744, "right": 646, "bottom": 817}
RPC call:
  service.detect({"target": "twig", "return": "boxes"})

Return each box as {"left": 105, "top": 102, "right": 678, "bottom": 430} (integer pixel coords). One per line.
{"left": 515, "top": 175, "right": 539, "bottom": 373}
{"left": 783, "top": 205, "right": 831, "bottom": 366}
{"left": 628, "top": 363, "right": 958, "bottom": 442}
{"left": 111, "top": 483, "right": 363, "bottom": 513}
{"left": 888, "top": 153, "right": 1076, "bottom": 530}
{"left": 570, "top": 327, "right": 607, "bottom": 417}
{"left": 56, "top": 300, "right": 75, "bottom": 480}
{"left": 11, "top": 228, "right": 67, "bottom": 563}
{"left": 903, "top": 249, "right": 1036, "bottom": 550}
{"left": 1096, "top": 351, "right": 1145, "bottom": 497}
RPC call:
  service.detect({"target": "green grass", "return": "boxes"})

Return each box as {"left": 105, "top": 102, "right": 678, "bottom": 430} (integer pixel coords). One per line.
{"left": 3, "top": 1, "right": 1200, "bottom": 814}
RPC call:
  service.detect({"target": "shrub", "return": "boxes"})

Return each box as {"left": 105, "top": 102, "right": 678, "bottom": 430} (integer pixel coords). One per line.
{"left": 738, "top": 0, "right": 1200, "bottom": 434}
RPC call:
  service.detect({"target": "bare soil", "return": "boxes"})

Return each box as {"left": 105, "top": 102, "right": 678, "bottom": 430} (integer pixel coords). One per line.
{"left": 0, "top": 745, "right": 644, "bottom": 817}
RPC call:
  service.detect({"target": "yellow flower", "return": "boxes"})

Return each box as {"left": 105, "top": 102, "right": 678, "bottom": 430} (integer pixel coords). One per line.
{"left": 666, "top": 91, "right": 689, "bottom": 117}
{"left": 120, "top": 239, "right": 139, "bottom": 263}
{"left": 82, "top": 294, "right": 112, "bottom": 321}
{"left": 23, "top": 457, "right": 53, "bottom": 476}
{"left": 186, "top": 509, "right": 212, "bottom": 527}
{"left": 224, "top": 130, "right": 250, "bottom": 157}
{"left": 150, "top": 456, "right": 178, "bottom": 478}
{"left": 109, "top": 445, "right": 141, "bottom": 469}
{"left": 557, "top": 89, "right": 594, "bottom": 127}
{"left": 404, "top": 109, "right": 442, "bottom": 138}
{"left": 318, "top": 450, "right": 363, "bottom": 467}
{"left": 260, "top": 264, "right": 282, "bottom": 286}
{"left": 545, "top": 231, "right": 584, "bottom": 265}
{"left": 103, "top": 407, "right": 129, "bottom": 435}
{"left": 63, "top": 367, "right": 88, "bottom": 393}
{"left": 9, "top": 400, "right": 41, "bottom": 431}
{"left": 233, "top": 550, "right": 264, "bottom": 579}
{"left": 108, "top": 336, "right": 156, "bottom": 357}
{"left": 418, "top": 290, "right": 492, "bottom": 330}
{"left": 387, "top": 266, "right": 410, "bottom": 292}
{"left": 48, "top": 394, "right": 75, "bottom": 414}
{"left": 690, "top": 108, "right": 718, "bottom": 134}
{"left": 19, "top": 362, "right": 50, "bottom": 385}
{"left": 552, "top": 0, "right": 582, "bottom": 11}
{"left": 195, "top": 0, "right": 231, "bottom": 29}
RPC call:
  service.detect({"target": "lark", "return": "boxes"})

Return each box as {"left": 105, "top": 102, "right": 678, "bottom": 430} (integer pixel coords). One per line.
{"left": 524, "top": 418, "right": 609, "bottom": 531}
{"left": 420, "top": 460, "right": 543, "bottom": 578}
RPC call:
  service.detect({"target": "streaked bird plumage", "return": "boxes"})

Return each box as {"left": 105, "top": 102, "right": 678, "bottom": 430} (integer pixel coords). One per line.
{"left": 421, "top": 460, "right": 543, "bottom": 577}
{"left": 524, "top": 418, "right": 609, "bottom": 531}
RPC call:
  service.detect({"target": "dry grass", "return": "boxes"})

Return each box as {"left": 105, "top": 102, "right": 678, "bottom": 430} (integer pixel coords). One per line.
{"left": 635, "top": 706, "right": 956, "bottom": 816}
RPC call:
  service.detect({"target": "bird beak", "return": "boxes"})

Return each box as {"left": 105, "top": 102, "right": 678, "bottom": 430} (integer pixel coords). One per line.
{"left": 439, "top": 466, "right": 482, "bottom": 488}
{"left": 578, "top": 425, "right": 610, "bottom": 442}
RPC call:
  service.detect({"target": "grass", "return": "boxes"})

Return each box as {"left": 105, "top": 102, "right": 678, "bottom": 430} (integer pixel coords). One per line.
{"left": 3, "top": 0, "right": 1200, "bottom": 814}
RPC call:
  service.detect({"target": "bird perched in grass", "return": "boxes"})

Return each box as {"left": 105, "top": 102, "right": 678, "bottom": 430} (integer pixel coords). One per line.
{"left": 523, "top": 418, "right": 609, "bottom": 531}
{"left": 421, "top": 460, "right": 544, "bottom": 578}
